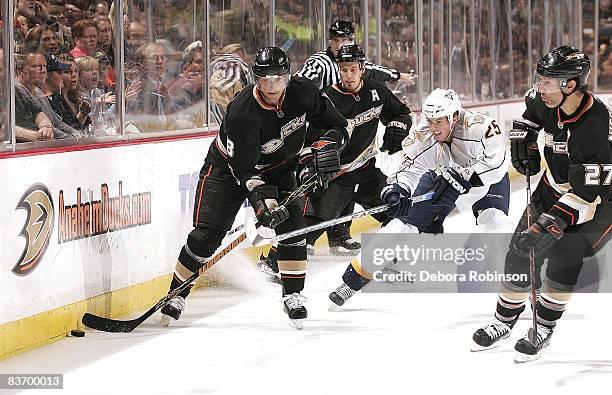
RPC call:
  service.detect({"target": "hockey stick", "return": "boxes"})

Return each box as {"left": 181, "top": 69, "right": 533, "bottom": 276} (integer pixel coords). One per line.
{"left": 525, "top": 166, "right": 538, "bottom": 345}
{"left": 252, "top": 191, "right": 435, "bottom": 247}
{"left": 227, "top": 150, "right": 379, "bottom": 246}
{"left": 82, "top": 181, "right": 316, "bottom": 333}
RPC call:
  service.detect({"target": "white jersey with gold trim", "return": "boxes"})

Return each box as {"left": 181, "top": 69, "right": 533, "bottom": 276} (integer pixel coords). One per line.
{"left": 391, "top": 108, "right": 509, "bottom": 212}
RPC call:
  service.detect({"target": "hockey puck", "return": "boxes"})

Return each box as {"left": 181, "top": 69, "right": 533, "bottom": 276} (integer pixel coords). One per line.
{"left": 70, "top": 329, "right": 85, "bottom": 337}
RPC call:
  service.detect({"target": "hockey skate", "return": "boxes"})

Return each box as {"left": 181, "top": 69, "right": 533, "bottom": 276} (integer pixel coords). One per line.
{"left": 282, "top": 293, "right": 308, "bottom": 330}
{"left": 471, "top": 320, "right": 515, "bottom": 351}
{"left": 328, "top": 283, "right": 357, "bottom": 311}
{"left": 160, "top": 296, "right": 185, "bottom": 326}
{"left": 257, "top": 253, "right": 281, "bottom": 284}
{"left": 329, "top": 238, "right": 361, "bottom": 256}
{"left": 514, "top": 325, "right": 554, "bottom": 363}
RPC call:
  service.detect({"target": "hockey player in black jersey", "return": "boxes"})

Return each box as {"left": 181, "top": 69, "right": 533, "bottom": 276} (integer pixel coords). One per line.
{"left": 301, "top": 44, "right": 412, "bottom": 252}
{"left": 290, "top": 19, "right": 416, "bottom": 254}
{"left": 160, "top": 47, "right": 348, "bottom": 329}
{"left": 472, "top": 46, "right": 612, "bottom": 362}
{"left": 258, "top": 45, "right": 412, "bottom": 283}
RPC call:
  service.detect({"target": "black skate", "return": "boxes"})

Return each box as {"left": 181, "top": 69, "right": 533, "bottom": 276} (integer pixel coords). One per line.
{"left": 514, "top": 325, "right": 554, "bottom": 363}
{"left": 328, "top": 283, "right": 357, "bottom": 311}
{"left": 160, "top": 296, "right": 185, "bottom": 326}
{"left": 257, "top": 254, "right": 281, "bottom": 284}
{"left": 471, "top": 320, "right": 515, "bottom": 351}
{"left": 282, "top": 293, "right": 308, "bottom": 330}
{"left": 329, "top": 237, "right": 361, "bottom": 256}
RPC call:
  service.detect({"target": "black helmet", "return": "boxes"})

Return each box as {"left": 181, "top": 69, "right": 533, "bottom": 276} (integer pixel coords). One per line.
{"left": 536, "top": 46, "right": 591, "bottom": 90}
{"left": 336, "top": 44, "right": 366, "bottom": 64}
{"left": 329, "top": 20, "right": 355, "bottom": 38}
{"left": 252, "top": 47, "right": 290, "bottom": 77}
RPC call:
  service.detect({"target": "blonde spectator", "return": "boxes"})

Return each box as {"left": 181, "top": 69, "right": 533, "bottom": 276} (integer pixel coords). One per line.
{"left": 15, "top": 15, "right": 29, "bottom": 37}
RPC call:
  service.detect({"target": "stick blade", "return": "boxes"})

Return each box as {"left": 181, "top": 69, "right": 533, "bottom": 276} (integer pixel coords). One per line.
{"left": 82, "top": 313, "right": 140, "bottom": 333}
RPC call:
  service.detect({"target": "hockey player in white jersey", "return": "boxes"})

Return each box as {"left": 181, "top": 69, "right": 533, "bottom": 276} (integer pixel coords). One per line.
{"left": 329, "top": 88, "right": 514, "bottom": 307}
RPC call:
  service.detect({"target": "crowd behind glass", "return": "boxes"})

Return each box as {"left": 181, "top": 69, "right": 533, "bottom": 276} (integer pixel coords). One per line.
{"left": 0, "top": 0, "right": 610, "bottom": 149}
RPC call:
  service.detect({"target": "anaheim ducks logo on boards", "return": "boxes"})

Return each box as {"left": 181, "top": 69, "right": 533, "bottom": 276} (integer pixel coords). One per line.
{"left": 13, "top": 183, "right": 55, "bottom": 276}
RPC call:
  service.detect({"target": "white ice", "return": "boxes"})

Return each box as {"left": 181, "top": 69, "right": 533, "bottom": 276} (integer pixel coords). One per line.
{"left": 1, "top": 183, "right": 611, "bottom": 395}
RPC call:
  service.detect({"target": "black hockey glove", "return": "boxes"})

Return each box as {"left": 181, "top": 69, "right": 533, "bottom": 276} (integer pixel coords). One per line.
{"left": 246, "top": 179, "right": 290, "bottom": 229}
{"left": 297, "top": 150, "right": 317, "bottom": 184}
{"left": 380, "top": 183, "right": 412, "bottom": 218}
{"left": 512, "top": 213, "right": 567, "bottom": 259}
{"left": 431, "top": 168, "right": 472, "bottom": 207}
{"left": 312, "top": 137, "right": 341, "bottom": 189}
{"left": 381, "top": 120, "right": 411, "bottom": 155}
{"left": 509, "top": 121, "right": 540, "bottom": 176}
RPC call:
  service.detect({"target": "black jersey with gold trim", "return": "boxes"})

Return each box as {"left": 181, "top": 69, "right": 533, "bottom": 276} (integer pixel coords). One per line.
{"left": 521, "top": 89, "right": 612, "bottom": 225}
{"left": 205, "top": 77, "right": 348, "bottom": 186}
{"left": 308, "top": 78, "right": 411, "bottom": 165}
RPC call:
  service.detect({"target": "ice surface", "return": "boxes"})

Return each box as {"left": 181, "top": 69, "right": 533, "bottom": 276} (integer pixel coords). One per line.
{"left": 1, "top": 183, "right": 611, "bottom": 395}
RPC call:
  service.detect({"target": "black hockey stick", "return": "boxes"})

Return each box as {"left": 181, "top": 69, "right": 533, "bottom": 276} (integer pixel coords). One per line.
{"left": 525, "top": 166, "right": 538, "bottom": 345}
{"left": 82, "top": 181, "right": 316, "bottom": 333}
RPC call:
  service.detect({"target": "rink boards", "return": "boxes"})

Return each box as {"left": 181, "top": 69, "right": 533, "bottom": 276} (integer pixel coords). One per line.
{"left": 1, "top": 95, "right": 610, "bottom": 360}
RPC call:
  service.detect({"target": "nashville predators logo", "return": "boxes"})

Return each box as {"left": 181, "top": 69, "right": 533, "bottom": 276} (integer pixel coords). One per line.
{"left": 13, "top": 184, "right": 55, "bottom": 276}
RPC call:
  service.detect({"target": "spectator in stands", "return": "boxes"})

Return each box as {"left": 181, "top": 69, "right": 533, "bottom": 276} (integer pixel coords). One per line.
{"left": 76, "top": 55, "right": 116, "bottom": 133}
{"left": 95, "top": 15, "right": 113, "bottom": 55}
{"left": 70, "top": 19, "right": 98, "bottom": 58}
{"left": 47, "top": 7, "right": 74, "bottom": 53}
{"left": 92, "top": 0, "right": 109, "bottom": 17}
{"left": 14, "top": 51, "right": 55, "bottom": 142}
{"left": 15, "top": 15, "right": 29, "bottom": 37}
{"left": 24, "top": 25, "right": 61, "bottom": 55}
{"left": 128, "top": 21, "right": 146, "bottom": 53}
{"left": 64, "top": 3, "right": 86, "bottom": 26}
{"left": 48, "top": 4, "right": 68, "bottom": 26}
{"left": 170, "top": 40, "right": 205, "bottom": 110}
{"left": 16, "top": 0, "right": 49, "bottom": 28}
{"left": 18, "top": 51, "right": 81, "bottom": 139}
{"left": 129, "top": 42, "right": 175, "bottom": 123}
{"left": 93, "top": 50, "right": 114, "bottom": 91}
{"left": 32, "top": 53, "right": 82, "bottom": 138}
{"left": 50, "top": 55, "right": 91, "bottom": 131}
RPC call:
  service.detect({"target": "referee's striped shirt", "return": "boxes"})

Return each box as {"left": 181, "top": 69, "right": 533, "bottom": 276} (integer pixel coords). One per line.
{"left": 295, "top": 48, "right": 400, "bottom": 90}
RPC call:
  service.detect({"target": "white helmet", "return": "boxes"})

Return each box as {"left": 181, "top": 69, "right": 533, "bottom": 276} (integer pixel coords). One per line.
{"left": 422, "top": 88, "right": 461, "bottom": 124}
